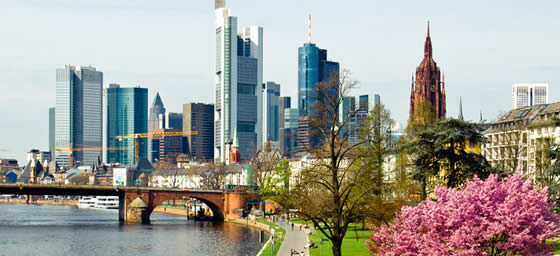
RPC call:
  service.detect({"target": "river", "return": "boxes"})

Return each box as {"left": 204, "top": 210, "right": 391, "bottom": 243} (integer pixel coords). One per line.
{"left": 0, "top": 203, "right": 267, "bottom": 256}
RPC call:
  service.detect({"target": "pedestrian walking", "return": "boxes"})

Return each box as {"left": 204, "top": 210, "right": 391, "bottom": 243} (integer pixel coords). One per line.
{"left": 291, "top": 223, "right": 294, "bottom": 231}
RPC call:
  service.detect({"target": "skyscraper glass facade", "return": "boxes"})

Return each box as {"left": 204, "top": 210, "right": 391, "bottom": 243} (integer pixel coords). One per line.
{"left": 105, "top": 85, "right": 148, "bottom": 165}
{"left": 55, "top": 65, "right": 103, "bottom": 168}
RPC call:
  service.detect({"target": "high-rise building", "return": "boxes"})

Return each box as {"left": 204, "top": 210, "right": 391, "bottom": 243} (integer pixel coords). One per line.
{"left": 55, "top": 65, "right": 103, "bottom": 168}
{"left": 410, "top": 23, "right": 446, "bottom": 121}
{"left": 341, "top": 96, "right": 356, "bottom": 139}
{"left": 512, "top": 83, "right": 548, "bottom": 109}
{"left": 279, "top": 96, "right": 291, "bottom": 130}
{"left": 104, "top": 84, "right": 148, "bottom": 165}
{"left": 183, "top": 103, "right": 214, "bottom": 162}
{"left": 148, "top": 93, "right": 166, "bottom": 163}
{"left": 153, "top": 128, "right": 183, "bottom": 163}
{"left": 158, "top": 112, "right": 183, "bottom": 130}
{"left": 351, "top": 95, "right": 379, "bottom": 145}
{"left": 49, "top": 107, "right": 55, "bottom": 155}
{"left": 215, "top": 1, "right": 263, "bottom": 162}
{"left": 263, "top": 82, "right": 280, "bottom": 143}
{"left": 280, "top": 108, "right": 298, "bottom": 158}
{"left": 298, "top": 43, "right": 340, "bottom": 117}
{"left": 297, "top": 40, "right": 339, "bottom": 153}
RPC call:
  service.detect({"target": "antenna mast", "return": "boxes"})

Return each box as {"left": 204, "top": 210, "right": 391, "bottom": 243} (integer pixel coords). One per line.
{"left": 308, "top": 14, "right": 312, "bottom": 43}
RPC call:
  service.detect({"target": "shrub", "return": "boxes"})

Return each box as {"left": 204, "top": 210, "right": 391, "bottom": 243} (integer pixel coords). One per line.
{"left": 368, "top": 173, "right": 560, "bottom": 256}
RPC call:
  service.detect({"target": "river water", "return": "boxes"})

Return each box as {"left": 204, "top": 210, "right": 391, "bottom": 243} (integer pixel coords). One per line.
{"left": 0, "top": 203, "right": 267, "bottom": 256}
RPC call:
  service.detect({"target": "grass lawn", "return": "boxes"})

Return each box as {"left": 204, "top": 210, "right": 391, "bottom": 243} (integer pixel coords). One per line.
{"left": 256, "top": 218, "right": 286, "bottom": 256}
{"left": 290, "top": 219, "right": 370, "bottom": 256}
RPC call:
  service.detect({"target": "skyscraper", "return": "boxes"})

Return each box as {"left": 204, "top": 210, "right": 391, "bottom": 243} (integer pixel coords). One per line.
{"left": 104, "top": 84, "right": 148, "bottom": 165}
{"left": 512, "top": 83, "right": 549, "bottom": 109}
{"left": 55, "top": 65, "right": 103, "bottom": 168}
{"left": 49, "top": 107, "right": 55, "bottom": 156}
{"left": 298, "top": 43, "right": 340, "bottom": 117}
{"left": 410, "top": 22, "right": 446, "bottom": 121}
{"left": 263, "top": 81, "right": 280, "bottom": 143}
{"left": 183, "top": 103, "right": 214, "bottom": 162}
{"left": 158, "top": 112, "right": 183, "bottom": 130}
{"left": 215, "top": 1, "right": 263, "bottom": 162}
{"left": 278, "top": 96, "right": 291, "bottom": 130}
{"left": 297, "top": 39, "right": 339, "bottom": 153}
{"left": 148, "top": 92, "right": 166, "bottom": 163}
{"left": 349, "top": 94, "right": 381, "bottom": 146}
{"left": 280, "top": 108, "right": 298, "bottom": 158}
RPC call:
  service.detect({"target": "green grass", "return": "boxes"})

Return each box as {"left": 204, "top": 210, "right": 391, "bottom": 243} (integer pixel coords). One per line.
{"left": 289, "top": 219, "right": 370, "bottom": 256}
{"left": 546, "top": 239, "right": 560, "bottom": 254}
{"left": 256, "top": 218, "right": 286, "bottom": 256}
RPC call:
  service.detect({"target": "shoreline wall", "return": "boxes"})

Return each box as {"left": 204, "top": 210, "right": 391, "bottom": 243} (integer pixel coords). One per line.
{"left": 0, "top": 198, "right": 77, "bottom": 207}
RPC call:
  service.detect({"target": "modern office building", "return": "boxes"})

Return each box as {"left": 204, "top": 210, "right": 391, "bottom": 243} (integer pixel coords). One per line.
{"left": 359, "top": 94, "right": 380, "bottom": 112}
{"left": 215, "top": 1, "right": 263, "bottom": 162}
{"left": 55, "top": 65, "right": 103, "bottom": 168}
{"left": 279, "top": 96, "right": 291, "bottom": 130}
{"left": 297, "top": 40, "right": 339, "bottom": 153}
{"left": 104, "top": 84, "right": 148, "bottom": 165}
{"left": 148, "top": 93, "right": 166, "bottom": 163}
{"left": 49, "top": 107, "right": 55, "bottom": 156}
{"left": 183, "top": 103, "right": 214, "bottom": 162}
{"left": 349, "top": 94, "right": 381, "bottom": 145}
{"left": 263, "top": 82, "right": 280, "bottom": 143}
{"left": 280, "top": 108, "right": 299, "bottom": 158}
{"left": 153, "top": 128, "right": 183, "bottom": 163}
{"left": 341, "top": 96, "right": 356, "bottom": 138}
{"left": 512, "top": 83, "right": 549, "bottom": 109}
{"left": 159, "top": 112, "right": 183, "bottom": 130}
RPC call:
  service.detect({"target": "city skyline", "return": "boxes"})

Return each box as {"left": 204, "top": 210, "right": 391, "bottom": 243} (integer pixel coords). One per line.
{"left": 1, "top": 0, "right": 560, "bottom": 164}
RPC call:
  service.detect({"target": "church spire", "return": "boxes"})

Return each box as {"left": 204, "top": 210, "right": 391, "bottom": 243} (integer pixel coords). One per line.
{"left": 424, "top": 21, "right": 432, "bottom": 59}
{"left": 458, "top": 97, "right": 464, "bottom": 120}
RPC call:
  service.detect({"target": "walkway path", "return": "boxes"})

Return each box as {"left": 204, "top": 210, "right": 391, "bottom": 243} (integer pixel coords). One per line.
{"left": 277, "top": 221, "right": 309, "bottom": 256}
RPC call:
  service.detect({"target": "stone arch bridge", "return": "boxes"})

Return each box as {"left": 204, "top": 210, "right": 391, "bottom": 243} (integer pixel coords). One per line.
{"left": 0, "top": 184, "right": 252, "bottom": 224}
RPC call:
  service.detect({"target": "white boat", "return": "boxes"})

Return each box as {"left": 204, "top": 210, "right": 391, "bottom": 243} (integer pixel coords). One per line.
{"left": 78, "top": 196, "right": 96, "bottom": 208}
{"left": 94, "top": 196, "right": 119, "bottom": 209}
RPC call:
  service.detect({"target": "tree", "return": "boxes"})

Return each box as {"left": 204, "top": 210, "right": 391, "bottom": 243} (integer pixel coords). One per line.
{"left": 368, "top": 173, "right": 560, "bottom": 256}
{"left": 258, "top": 159, "right": 293, "bottom": 215}
{"left": 69, "top": 173, "right": 90, "bottom": 185}
{"left": 151, "top": 162, "right": 188, "bottom": 189}
{"left": 289, "top": 70, "right": 375, "bottom": 256}
{"left": 250, "top": 149, "right": 282, "bottom": 188}
{"left": 195, "top": 163, "right": 237, "bottom": 190}
{"left": 405, "top": 118, "right": 493, "bottom": 198}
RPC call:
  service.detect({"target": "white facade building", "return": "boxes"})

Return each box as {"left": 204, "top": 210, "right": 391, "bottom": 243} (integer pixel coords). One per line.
{"left": 512, "top": 83, "right": 548, "bottom": 109}
{"left": 215, "top": 1, "right": 263, "bottom": 162}
{"left": 482, "top": 103, "right": 560, "bottom": 175}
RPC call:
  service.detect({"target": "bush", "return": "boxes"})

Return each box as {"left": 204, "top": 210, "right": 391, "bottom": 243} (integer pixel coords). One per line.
{"left": 368, "top": 173, "right": 560, "bottom": 256}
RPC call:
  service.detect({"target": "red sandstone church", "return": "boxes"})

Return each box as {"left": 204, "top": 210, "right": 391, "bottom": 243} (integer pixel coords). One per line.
{"left": 410, "top": 22, "right": 446, "bottom": 120}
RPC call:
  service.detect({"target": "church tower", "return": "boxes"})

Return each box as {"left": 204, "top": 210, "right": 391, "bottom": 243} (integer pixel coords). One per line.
{"left": 410, "top": 22, "right": 446, "bottom": 121}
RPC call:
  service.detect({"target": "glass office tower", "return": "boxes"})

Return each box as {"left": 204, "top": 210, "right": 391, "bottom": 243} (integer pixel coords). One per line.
{"left": 215, "top": 2, "right": 263, "bottom": 161}
{"left": 104, "top": 84, "right": 148, "bottom": 165}
{"left": 55, "top": 65, "right": 103, "bottom": 168}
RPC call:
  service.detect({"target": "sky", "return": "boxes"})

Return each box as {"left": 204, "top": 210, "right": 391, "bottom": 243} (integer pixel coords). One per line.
{"left": 1, "top": 0, "right": 560, "bottom": 164}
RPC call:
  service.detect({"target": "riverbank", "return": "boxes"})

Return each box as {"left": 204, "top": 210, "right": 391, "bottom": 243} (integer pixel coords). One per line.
{"left": 0, "top": 198, "right": 77, "bottom": 207}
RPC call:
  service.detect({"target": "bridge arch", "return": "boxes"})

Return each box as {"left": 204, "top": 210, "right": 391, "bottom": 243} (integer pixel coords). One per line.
{"left": 150, "top": 193, "right": 225, "bottom": 221}
{"left": 122, "top": 190, "right": 233, "bottom": 224}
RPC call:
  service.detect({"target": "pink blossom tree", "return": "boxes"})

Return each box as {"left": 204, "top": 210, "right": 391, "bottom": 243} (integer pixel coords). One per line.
{"left": 368, "top": 173, "right": 560, "bottom": 256}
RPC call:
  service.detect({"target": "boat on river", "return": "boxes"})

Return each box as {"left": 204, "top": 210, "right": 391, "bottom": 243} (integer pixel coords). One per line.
{"left": 78, "top": 196, "right": 119, "bottom": 209}
{"left": 77, "top": 196, "right": 96, "bottom": 208}
{"left": 94, "top": 196, "right": 119, "bottom": 209}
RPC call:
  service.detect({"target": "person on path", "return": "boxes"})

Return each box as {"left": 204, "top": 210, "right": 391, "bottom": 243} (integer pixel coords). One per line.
{"left": 291, "top": 223, "right": 294, "bottom": 230}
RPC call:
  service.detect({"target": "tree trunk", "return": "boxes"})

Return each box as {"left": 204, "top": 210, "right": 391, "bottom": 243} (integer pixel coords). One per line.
{"left": 421, "top": 178, "right": 427, "bottom": 200}
{"left": 331, "top": 238, "right": 343, "bottom": 256}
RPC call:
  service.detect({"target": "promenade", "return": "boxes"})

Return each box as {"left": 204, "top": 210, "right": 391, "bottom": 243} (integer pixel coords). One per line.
{"left": 277, "top": 221, "right": 309, "bottom": 256}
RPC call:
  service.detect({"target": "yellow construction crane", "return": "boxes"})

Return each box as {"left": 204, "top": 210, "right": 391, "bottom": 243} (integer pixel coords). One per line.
{"left": 55, "top": 143, "right": 128, "bottom": 168}
{"left": 116, "top": 131, "right": 198, "bottom": 163}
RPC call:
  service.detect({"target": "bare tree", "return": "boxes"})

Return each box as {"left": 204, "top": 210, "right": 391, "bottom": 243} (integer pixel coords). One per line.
{"left": 290, "top": 69, "right": 376, "bottom": 256}
{"left": 151, "top": 162, "right": 189, "bottom": 189}
{"left": 194, "top": 163, "right": 237, "bottom": 190}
